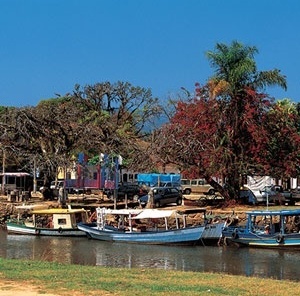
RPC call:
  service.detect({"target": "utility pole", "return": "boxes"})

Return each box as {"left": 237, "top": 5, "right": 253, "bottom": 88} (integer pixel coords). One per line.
{"left": 1, "top": 148, "right": 5, "bottom": 195}
{"left": 33, "top": 156, "right": 37, "bottom": 193}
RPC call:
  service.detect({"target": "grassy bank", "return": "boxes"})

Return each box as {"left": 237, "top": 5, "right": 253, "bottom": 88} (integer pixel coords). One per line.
{"left": 0, "top": 258, "right": 299, "bottom": 296}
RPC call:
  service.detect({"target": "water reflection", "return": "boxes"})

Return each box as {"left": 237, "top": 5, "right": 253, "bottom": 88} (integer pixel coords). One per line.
{"left": 1, "top": 229, "right": 300, "bottom": 281}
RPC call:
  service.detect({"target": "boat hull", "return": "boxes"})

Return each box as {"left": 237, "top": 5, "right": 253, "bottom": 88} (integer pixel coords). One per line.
{"left": 201, "top": 222, "right": 226, "bottom": 245}
{"left": 222, "top": 209, "right": 300, "bottom": 249}
{"left": 222, "top": 228, "right": 300, "bottom": 249}
{"left": 78, "top": 223, "right": 204, "bottom": 245}
{"left": 6, "top": 222, "right": 86, "bottom": 237}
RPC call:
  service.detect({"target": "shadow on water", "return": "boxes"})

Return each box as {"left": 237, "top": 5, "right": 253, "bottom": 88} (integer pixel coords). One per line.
{"left": 1, "top": 229, "right": 299, "bottom": 281}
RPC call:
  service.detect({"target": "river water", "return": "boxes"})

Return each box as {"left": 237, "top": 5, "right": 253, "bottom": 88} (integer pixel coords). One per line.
{"left": 0, "top": 228, "right": 299, "bottom": 281}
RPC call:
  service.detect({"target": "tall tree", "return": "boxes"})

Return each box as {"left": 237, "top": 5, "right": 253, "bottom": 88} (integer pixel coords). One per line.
{"left": 206, "top": 41, "right": 287, "bottom": 98}
{"left": 1, "top": 99, "right": 86, "bottom": 186}
{"left": 69, "top": 81, "right": 162, "bottom": 171}
{"left": 152, "top": 41, "right": 290, "bottom": 201}
{"left": 4, "top": 81, "right": 163, "bottom": 185}
{"left": 205, "top": 41, "right": 287, "bottom": 196}
{"left": 264, "top": 99, "right": 300, "bottom": 180}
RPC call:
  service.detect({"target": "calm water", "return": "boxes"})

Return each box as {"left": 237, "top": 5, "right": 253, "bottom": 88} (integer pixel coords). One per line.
{"left": 0, "top": 228, "right": 299, "bottom": 281}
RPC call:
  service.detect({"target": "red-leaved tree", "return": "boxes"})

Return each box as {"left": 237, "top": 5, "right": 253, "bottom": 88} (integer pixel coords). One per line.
{"left": 151, "top": 41, "right": 296, "bottom": 201}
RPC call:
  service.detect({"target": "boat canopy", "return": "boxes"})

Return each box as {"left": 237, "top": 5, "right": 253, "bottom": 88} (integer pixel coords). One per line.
{"left": 31, "top": 208, "right": 87, "bottom": 214}
{"left": 0, "top": 172, "right": 31, "bottom": 177}
{"left": 99, "top": 208, "right": 142, "bottom": 216}
{"left": 132, "top": 209, "right": 176, "bottom": 219}
{"left": 246, "top": 209, "right": 300, "bottom": 216}
{"left": 96, "top": 208, "right": 177, "bottom": 219}
{"left": 15, "top": 205, "right": 49, "bottom": 211}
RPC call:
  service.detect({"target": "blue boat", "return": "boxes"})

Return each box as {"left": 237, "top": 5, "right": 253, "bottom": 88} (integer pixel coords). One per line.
{"left": 222, "top": 209, "right": 300, "bottom": 248}
{"left": 78, "top": 207, "right": 225, "bottom": 245}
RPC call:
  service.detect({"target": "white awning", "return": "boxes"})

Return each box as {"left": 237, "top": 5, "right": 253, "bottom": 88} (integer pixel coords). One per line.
{"left": 97, "top": 208, "right": 142, "bottom": 216}
{"left": 132, "top": 209, "right": 176, "bottom": 219}
{"left": 15, "top": 204, "right": 49, "bottom": 211}
{"left": 0, "top": 172, "right": 31, "bottom": 177}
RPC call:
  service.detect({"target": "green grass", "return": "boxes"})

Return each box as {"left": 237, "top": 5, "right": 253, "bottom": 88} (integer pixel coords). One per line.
{"left": 0, "top": 257, "right": 299, "bottom": 295}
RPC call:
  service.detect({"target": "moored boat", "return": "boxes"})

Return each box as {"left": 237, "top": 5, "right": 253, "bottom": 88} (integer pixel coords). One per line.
{"left": 222, "top": 209, "right": 300, "bottom": 249}
{"left": 6, "top": 206, "right": 89, "bottom": 236}
{"left": 177, "top": 208, "right": 228, "bottom": 245}
{"left": 78, "top": 207, "right": 226, "bottom": 245}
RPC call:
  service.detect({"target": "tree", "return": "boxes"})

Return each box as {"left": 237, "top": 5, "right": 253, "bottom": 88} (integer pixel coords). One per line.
{"left": 263, "top": 99, "right": 300, "bottom": 180}
{"left": 0, "top": 107, "right": 22, "bottom": 194}
{"left": 68, "top": 81, "right": 163, "bottom": 171}
{"left": 0, "top": 100, "right": 86, "bottom": 189}
{"left": 1, "top": 81, "right": 163, "bottom": 188}
{"left": 206, "top": 41, "right": 287, "bottom": 98}
{"left": 152, "top": 41, "right": 290, "bottom": 201}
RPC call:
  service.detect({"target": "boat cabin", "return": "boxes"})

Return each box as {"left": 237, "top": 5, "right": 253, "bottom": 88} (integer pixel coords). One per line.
{"left": 24, "top": 208, "right": 89, "bottom": 229}
{"left": 246, "top": 209, "right": 300, "bottom": 235}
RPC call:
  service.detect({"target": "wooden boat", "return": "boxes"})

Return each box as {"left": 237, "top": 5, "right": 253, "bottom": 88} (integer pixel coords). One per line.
{"left": 6, "top": 205, "right": 89, "bottom": 236}
{"left": 222, "top": 209, "right": 300, "bottom": 248}
{"left": 77, "top": 207, "right": 226, "bottom": 245}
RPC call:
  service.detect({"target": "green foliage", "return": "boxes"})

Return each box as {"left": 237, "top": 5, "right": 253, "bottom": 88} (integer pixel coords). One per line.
{"left": 206, "top": 41, "right": 287, "bottom": 97}
{"left": 206, "top": 41, "right": 258, "bottom": 94}
{"left": 37, "top": 96, "right": 71, "bottom": 107}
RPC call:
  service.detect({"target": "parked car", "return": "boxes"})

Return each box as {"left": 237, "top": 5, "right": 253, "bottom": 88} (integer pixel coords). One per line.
{"left": 242, "top": 185, "right": 294, "bottom": 205}
{"left": 50, "top": 180, "right": 64, "bottom": 190}
{"left": 268, "top": 185, "right": 294, "bottom": 205}
{"left": 291, "top": 187, "right": 300, "bottom": 204}
{"left": 152, "top": 181, "right": 182, "bottom": 192}
{"left": 104, "top": 183, "right": 148, "bottom": 201}
{"left": 181, "top": 178, "right": 216, "bottom": 195}
{"left": 138, "top": 187, "right": 183, "bottom": 208}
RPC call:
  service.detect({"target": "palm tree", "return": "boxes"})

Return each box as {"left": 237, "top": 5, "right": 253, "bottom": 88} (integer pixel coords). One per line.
{"left": 206, "top": 40, "right": 287, "bottom": 98}
{"left": 204, "top": 41, "right": 288, "bottom": 199}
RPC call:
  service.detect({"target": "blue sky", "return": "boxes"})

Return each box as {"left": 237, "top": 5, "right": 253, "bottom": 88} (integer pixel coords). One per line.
{"left": 1, "top": 0, "right": 299, "bottom": 107}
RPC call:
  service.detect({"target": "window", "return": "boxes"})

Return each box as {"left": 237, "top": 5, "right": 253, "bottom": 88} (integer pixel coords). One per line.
{"left": 198, "top": 179, "right": 206, "bottom": 185}
{"left": 123, "top": 173, "right": 128, "bottom": 182}
{"left": 58, "top": 218, "right": 67, "bottom": 225}
{"left": 181, "top": 179, "right": 191, "bottom": 185}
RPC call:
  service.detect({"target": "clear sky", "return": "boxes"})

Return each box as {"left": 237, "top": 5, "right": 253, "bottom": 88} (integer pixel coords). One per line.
{"left": 1, "top": 0, "right": 299, "bottom": 107}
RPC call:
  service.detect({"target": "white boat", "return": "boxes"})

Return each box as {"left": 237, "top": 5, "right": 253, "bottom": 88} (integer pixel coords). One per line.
{"left": 6, "top": 206, "right": 89, "bottom": 236}
{"left": 78, "top": 207, "right": 226, "bottom": 245}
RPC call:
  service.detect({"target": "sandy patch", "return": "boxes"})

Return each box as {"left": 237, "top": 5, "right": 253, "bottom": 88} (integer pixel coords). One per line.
{"left": 0, "top": 280, "right": 59, "bottom": 296}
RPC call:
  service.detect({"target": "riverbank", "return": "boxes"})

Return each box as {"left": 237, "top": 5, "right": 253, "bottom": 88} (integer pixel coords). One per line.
{"left": 0, "top": 194, "right": 206, "bottom": 226}
{"left": 1, "top": 257, "right": 300, "bottom": 296}
{"left": 1, "top": 196, "right": 299, "bottom": 295}
{"left": 1, "top": 191, "right": 296, "bottom": 229}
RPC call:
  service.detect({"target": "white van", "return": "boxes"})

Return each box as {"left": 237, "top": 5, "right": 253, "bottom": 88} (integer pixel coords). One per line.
{"left": 181, "top": 179, "right": 216, "bottom": 195}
